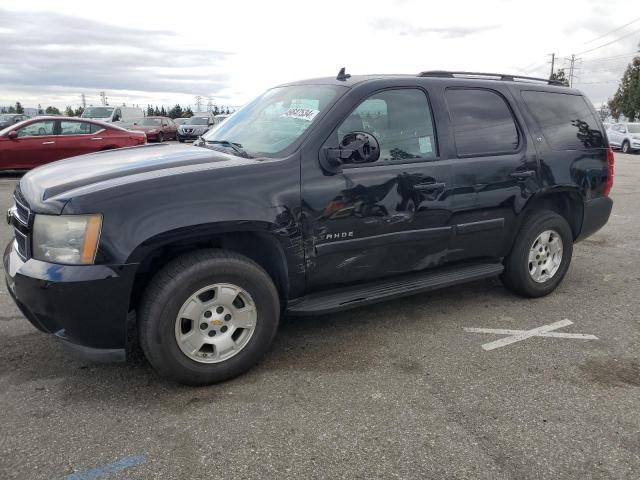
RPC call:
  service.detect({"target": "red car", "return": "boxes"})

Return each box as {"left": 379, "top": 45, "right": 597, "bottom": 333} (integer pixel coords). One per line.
{"left": 0, "top": 116, "right": 147, "bottom": 170}
{"left": 130, "top": 116, "right": 178, "bottom": 142}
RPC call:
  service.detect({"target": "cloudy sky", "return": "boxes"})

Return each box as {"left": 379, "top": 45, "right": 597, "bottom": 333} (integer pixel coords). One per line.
{"left": 1, "top": 0, "right": 638, "bottom": 111}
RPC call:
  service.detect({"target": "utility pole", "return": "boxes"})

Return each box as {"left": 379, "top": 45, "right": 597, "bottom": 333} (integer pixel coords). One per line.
{"left": 195, "top": 95, "right": 202, "bottom": 113}
{"left": 207, "top": 96, "right": 213, "bottom": 113}
{"left": 566, "top": 54, "right": 581, "bottom": 87}
{"left": 100, "top": 91, "right": 108, "bottom": 106}
{"left": 548, "top": 53, "right": 555, "bottom": 78}
{"left": 80, "top": 93, "right": 86, "bottom": 109}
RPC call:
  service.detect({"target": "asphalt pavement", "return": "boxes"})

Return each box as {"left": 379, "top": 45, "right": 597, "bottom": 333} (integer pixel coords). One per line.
{"left": 0, "top": 153, "right": 638, "bottom": 480}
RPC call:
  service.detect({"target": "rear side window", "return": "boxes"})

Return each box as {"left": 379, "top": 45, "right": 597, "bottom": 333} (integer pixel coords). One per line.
{"left": 521, "top": 91, "right": 604, "bottom": 150}
{"left": 446, "top": 88, "right": 519, "bottom": 156}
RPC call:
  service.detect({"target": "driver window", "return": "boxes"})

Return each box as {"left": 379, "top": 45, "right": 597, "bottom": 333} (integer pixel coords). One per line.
{"left": 337, "top": 89, "right": 437, "bottom": 162}
{"left": 17, "top": 121, "right": 55, "bottom": 138}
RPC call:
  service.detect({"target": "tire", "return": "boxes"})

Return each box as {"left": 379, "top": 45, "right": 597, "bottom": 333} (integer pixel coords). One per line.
{"left": 138, "top": 249, "right": 280, "bottom": 385}
{"left": 622, "top": 141, "right": 630, "bottom": 153}
{"left": 177, "top": 134, "right": 184, "bottom": 143}
{"left": 157, "top": 132, "right": 164, "bottom": 143}
{"left": 501, "top": 210, "right": 573, "bottom": 298}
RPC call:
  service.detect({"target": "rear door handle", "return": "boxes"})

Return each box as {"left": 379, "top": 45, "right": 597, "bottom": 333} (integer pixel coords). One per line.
{"left": 41, "top": 141, "right": 55, "bottom": 145}
{"left": 509, "top": 170, "right": 536, "bottom": 179}
{"left": 415, "top": 182, "right": 447, "bottom": 192}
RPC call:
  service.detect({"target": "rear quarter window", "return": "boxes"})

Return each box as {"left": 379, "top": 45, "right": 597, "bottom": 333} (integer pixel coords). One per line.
{"left": 521, "top": 91, "right": 604, "bottom": 150}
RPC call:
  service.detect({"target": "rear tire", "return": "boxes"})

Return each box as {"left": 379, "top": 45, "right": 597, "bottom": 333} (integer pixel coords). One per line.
{"left": 622, "top": 141, "right": 630, "bottom": 154}
{"left": 138, "top": 249, "right": 280, "bottom": 385}
{"left": 501, "top": 210, "right": 573, "bottom": 298}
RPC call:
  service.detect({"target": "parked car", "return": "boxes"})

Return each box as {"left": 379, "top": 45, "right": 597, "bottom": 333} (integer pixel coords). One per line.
{"left": 213, "top": 114, "right": 229, "bottom": 124}
{"left": 607, "top": 122, "right": 640, "bottom": 153}
{"left": 176, "top": 115, "right": 214, "bottom": 142}
{"left": 0, "top": 116, "right": 146, "bottom": 170}
{"left": 5, "top": 70, "right": 613, "bottom": 385}
{"left": 81, "top": 106, "right": 144, "bottom": 123}
{"left": 0, "top": 114, "right": 29, "bottom": 129}
{"left": 130, "top": 116, "right": 178, "bottom": 142}
{"left": 174, "top": 118, "right": 189, "bottom": 126}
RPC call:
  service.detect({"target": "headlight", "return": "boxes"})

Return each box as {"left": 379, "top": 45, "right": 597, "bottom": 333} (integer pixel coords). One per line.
{"left": 32, "top": 214, "right": 102, "bottom": 265}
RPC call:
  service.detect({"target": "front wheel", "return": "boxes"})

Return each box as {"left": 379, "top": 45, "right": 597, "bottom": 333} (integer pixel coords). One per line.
{"left": 177, "top": 134, "right": 184, "bottom": 143}
{"left": 138, "top": 250, "right": 280, "bottom": 385}
{"left": 157, "top": 132, "right": 164, "bottom": 143}
{"left": 501, "top": 210, "right": 573, "bottom": 298}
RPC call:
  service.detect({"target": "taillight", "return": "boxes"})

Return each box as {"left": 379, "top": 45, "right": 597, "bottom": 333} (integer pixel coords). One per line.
{"left": 604, "top": 147, "right": 614, "bottom": 197}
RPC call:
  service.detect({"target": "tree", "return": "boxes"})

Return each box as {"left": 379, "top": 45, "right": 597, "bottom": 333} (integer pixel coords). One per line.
{"left": 608, "top": 56, "right": 640, "bottom": 121}
{"left": 225, "top": 107, "right": 230, "bottom": 114}
{"left": 213, "top": 105, "right": 220, "bottom": 115}
{"left": 153, "top": 106, "right": 161, "bottom": 116}
{"left": 15, "top": 102, "right": 24, "bottom": 114}
{"left": 37, "top": 104, "right": 44, "bottom": 115}
{"left": 0, "top": 107, "right": 6, "bottom": 113}
{"left": 64, "top": 106, "right": 75, "bottom": 117}
{"left": 147, "top": 105, "right": 155, "bottom": 116}
{"left": 74, "top": 106, "right": 84, "bottom": 117}
{"left": 550, "top": 69, "right": 569, "bottom": 87}
{"left": 183, "top": 107, "right": 194, "bottom": 118}
{"left": 8, "top": 105, "right": 16, "bottom": 113}
{"left": 160, "top": 106, "right": 167, "bottom": 116}
{"left": 168, "top": 104, "right": 183, "bottom": 119}
{"left": 45, "top": 106, "right": 61, "bottom": 115}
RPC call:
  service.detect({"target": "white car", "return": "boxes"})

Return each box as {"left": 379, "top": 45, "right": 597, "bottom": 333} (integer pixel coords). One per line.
{"left": 607, "top": 123, "right": 640, "bottom": 153}
{"left": 81, "top": 106, "right": 145, "bottom": 123}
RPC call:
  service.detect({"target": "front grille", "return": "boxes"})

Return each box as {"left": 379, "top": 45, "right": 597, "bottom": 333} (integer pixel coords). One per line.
{"left": 11, "top": 188, "right": 31, "bottom": 260}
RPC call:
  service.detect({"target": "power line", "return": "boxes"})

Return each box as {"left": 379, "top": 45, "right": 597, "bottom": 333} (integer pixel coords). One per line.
{"left": 582, "top": 16, "right": 640, "bottom": 45}
{"left": 576, "top": 27, "right": 640, "bottom": 56}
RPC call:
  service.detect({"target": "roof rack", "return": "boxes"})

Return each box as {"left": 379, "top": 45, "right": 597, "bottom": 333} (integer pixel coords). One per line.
{"left": 417, "top": 70, "right": 564, "bottom": 86}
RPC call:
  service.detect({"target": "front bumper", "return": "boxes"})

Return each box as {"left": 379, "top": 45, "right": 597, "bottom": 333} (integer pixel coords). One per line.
{"left": 4, "top": 242, "right": 137, "bottom": 362}
{"left": 178, "top": 130, "right": 205, "bottom": 140}
{"left": 576, "top": 197, "right": 613, "bottom": 242}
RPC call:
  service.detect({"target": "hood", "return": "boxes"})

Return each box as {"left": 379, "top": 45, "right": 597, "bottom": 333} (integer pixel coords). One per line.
{"left": 19, "top": 144, "right": 249, "bottom": 213}
{"left": 132, "top": 124, "right": 161, "bottom": 131}
{"left": 179, "top": 124, "right": 208, "bottom": 132}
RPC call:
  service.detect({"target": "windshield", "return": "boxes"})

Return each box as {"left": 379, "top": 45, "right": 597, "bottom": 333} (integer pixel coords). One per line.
{"left": 202, "top": 85, "right": 345, "bottom": 157}
{"left": 186, "top": 117, "right": 210, "bottom": 125}
{"left": 628, "top": 124, "right": 640, "bottom": 134}
{"left": 139, "top": 118, "right": 162, "bottom": 126}
{"left": 0, "top": 114, "right": 17, "bottom": 121}
{"left": 81, "top": 107, "right": 114, "bottom": 119}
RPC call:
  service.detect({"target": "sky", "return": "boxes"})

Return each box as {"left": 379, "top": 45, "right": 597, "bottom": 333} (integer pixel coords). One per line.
{"left": 0, "top": 0, "right": 638, "bottom": 111}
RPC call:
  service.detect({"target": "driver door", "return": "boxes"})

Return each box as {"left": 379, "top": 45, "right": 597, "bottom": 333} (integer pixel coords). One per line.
{"left": 302, "top": 88, "right": 452, "bottom": 288}
{"left": 5, "top": 120, "right": 57, "bottom": 169}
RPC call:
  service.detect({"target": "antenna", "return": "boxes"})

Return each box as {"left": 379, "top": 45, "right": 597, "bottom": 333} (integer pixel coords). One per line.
{"left": 336, "top": 67, "right": 351, "bottom": 81}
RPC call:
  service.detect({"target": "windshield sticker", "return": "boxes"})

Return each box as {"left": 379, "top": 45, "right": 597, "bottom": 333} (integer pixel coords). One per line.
{"left": 419, "top": 136, "right": 433, "bottom": 153}
{"left": 280, "top": 108, "right": 320, "bottom": 122}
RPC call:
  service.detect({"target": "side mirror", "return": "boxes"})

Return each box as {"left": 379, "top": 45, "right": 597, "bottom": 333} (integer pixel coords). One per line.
{"left": 7, "top": 131, "right": 18, "bottom": 140}
{"left": 320, "top": 132, "right": 380, "bottom": 173}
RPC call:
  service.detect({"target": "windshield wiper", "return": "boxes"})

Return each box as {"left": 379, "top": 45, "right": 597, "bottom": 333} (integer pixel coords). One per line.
{"left": 205, "top": 140, "right": 253, "bottom": 159}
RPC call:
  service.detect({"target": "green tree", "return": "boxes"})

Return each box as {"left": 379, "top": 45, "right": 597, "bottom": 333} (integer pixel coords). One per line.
{"left": 45, "top": 106, "right": 61, "bottom": 115}
{"left": 160, "top": 106, "right": 167, "bottom": 116}
{"left": 15, "top": 102, "right": 24, "bottom": 114}
{"left": 37, "top": 104, "right": 44, "bottom": 115}
{"left": 8, "top": 105, "right": 16, "bottom": 113}
{"left": 168, "top": 104, "right": 183, "bottom": 119}
{"left": 213, "top": 105, "right": 220, "bottom": 115}
{"left": 147, "top": 105, "right": 155, "bottom": 116}
{"left": 183, "top": 107, "right": 194, "bottom": 118}
{"left": 153, "top": 106, "right": 161, "bottom": 116}
{"left": 550, "top": 69, "right": 569, "bottom": 87}
{"left": 608, "top": 56, "right": 640, "bottom": 121}
{"left": 74, "top": 106, "right": 84, "bottom": 117}
{"left": 64, "top": 106, "right": 75, "bottom": 117}
{"left": 0, "top": 107, "right": 6, "bottom": 113}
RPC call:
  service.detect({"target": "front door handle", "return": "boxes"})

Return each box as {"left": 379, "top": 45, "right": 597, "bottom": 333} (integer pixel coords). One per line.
{"left": 91, "top": 137, "right": 103, "bottom": 141}
{"left": 41, "top": 141, "right": 55, "bottom": 145}
{"left": 415, "top": 182, "right": 446, "bottom": 192}
{"left": 509, "top": 170, "right": 536, "bottom": 179}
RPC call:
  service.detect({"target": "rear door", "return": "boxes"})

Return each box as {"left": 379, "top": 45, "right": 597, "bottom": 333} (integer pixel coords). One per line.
{"left": 57, "top": 120, "right": 104, "bottom": 159}
{"left": 302, "top": 86, "right": 453, "bottom": 288}
{"left": 445, "top": 86, "right": 539, "bottom": 262}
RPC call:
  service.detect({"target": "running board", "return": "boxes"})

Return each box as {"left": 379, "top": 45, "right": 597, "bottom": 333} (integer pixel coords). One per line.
{"left": 286, "top": 262, "right": 504, "bottom": 316}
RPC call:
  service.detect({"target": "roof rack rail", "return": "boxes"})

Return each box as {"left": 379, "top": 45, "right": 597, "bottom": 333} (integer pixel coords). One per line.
{"left": 417, "top": 70, "right": 564, "bottom": 86}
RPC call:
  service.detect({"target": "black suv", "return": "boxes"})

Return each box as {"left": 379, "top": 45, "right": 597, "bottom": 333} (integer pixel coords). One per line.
{"left": 5, "top": 70, "right": 613, "bottom": 385}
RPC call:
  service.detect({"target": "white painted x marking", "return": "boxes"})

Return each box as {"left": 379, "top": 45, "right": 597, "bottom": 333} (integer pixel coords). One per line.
{"left": 464, "top": 319, "right": 598, "bottom": 351}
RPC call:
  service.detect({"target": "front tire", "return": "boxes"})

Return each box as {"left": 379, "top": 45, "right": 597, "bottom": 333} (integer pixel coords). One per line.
{"left": 138, "top": 249, "right": 280, "bottom": 385}
{"left": 501, "top": 210, "right": 573, "bottom": 298}
{"left": 157, "top": 132, "right": 164, "bottom": 143}
{"left": 177, "top": 133, "right": 184, "bottom": 143}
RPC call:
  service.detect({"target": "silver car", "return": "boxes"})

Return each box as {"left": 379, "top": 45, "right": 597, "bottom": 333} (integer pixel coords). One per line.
{"left": 607, "top": 123, "right": 640, "bottom": 153}
{"left": 176, "top": 115, "right": 214, "bottom": 142}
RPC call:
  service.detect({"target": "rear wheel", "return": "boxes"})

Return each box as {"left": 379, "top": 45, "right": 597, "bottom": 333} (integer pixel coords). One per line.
{"left": 501, "top": 210, "right": 573, "bottom": 297}
{"left": 622, "top": 140, "right": 630, "bottom": 153}
{"left": 138, "top": 249, "right": 280, "bottom": 385}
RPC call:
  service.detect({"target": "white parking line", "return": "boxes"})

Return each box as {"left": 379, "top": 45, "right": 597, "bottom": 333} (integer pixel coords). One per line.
{"left": 464, "top": 319, "right": 598, "bottom": 351}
